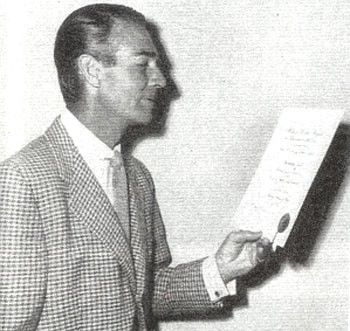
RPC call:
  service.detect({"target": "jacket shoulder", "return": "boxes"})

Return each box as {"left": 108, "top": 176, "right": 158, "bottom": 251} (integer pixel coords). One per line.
{"left": 0, "top": 134, "right": 56, "bottom": 179}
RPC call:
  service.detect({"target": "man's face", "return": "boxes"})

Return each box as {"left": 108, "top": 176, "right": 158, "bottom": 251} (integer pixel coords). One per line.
{"left": 98, "top": 22, "right": 166, "bottom": 127}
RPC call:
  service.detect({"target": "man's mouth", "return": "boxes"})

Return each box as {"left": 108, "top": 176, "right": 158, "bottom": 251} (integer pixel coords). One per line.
{"left": 146, "top": 97, "right": 157, "bottom": 103}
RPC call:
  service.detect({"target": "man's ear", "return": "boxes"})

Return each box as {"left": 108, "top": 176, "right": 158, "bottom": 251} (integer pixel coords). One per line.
{"left": 77, "top": 54, "right": 102, "bottom": 88}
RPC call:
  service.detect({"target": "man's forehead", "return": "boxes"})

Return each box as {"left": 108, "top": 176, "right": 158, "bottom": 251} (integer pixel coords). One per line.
{"left": 109, "top": 20, "right": 157, "bottom": 56}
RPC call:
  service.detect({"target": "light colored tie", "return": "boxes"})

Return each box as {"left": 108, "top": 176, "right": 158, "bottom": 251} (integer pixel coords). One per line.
{"left": 106, "top": 150, "right": 130, "bottom": 240}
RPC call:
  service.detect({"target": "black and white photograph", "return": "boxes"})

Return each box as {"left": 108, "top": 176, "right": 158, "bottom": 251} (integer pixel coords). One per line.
{"left": 0, "top": 1, "right": 349, "bottom": 330}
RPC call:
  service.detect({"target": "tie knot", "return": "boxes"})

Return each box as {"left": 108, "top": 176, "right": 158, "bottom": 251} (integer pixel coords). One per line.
{"left": 109, "top": 151, "right": 124, "bottom": 170}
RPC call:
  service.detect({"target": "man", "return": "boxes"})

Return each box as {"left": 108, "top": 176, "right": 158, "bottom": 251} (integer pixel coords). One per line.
{"left": 0, "top": 4, "right": 270, "bottom": 330}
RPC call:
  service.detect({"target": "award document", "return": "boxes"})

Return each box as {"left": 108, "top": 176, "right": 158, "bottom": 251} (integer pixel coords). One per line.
{"left": 231, "top": 108, "right": 344, "bottom": 249}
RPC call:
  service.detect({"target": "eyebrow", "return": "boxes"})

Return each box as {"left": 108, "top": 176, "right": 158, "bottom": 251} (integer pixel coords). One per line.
{"left": 134, "top": 51, "right": 158, "bottom": 58}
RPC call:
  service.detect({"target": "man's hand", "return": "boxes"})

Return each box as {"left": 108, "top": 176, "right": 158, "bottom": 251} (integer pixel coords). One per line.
{"left": 215, "top": 230, "right": 270, "bottom": 284}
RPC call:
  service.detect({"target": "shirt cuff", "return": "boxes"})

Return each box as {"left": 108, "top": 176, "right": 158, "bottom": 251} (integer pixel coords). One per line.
{"left": 202, "top": 255, "right": 237, "bottom": 302}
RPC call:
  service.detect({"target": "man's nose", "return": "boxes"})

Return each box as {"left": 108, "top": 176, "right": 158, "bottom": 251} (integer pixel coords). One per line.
{"left": 149, "top": 65, "right": 166, "bottom": 89}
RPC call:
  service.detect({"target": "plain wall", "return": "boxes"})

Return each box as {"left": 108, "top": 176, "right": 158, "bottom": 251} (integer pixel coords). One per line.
{"left": 1, "top": 1, "right": 349, "bottom": 330}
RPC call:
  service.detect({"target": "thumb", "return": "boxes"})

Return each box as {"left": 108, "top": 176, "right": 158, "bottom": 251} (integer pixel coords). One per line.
{"left": 229, "top": 230, "right": 263, "bottom": 243}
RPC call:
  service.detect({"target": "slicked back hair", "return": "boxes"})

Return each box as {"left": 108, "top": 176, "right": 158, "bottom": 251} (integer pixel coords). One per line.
{"left": 54, "top": 4, "right": 146, "bottom": 107}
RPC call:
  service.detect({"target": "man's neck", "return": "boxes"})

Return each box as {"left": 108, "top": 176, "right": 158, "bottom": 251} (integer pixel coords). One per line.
{"left": 67, "top": 101, "right": 126, "bottom": 149}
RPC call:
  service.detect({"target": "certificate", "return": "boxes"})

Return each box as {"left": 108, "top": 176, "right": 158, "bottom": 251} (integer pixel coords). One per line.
{"left": 231, "top": 108, "right": 344, "bottom": 249}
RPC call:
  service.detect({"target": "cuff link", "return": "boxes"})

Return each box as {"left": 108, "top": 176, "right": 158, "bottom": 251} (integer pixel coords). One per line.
{"left": 214, "top": 290, "right": 222, "bottom": 298}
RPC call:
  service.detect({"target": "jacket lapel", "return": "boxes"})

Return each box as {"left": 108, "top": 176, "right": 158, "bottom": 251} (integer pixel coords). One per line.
{"left": 125, "top": 157, "right": 147, "bottom": 298}
{"left": 45, "top": 117, "right": 136, "bottom": 295}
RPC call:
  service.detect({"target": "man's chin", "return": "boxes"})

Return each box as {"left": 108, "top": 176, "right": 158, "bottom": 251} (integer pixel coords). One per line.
{"left": 131, "top": 112, "right": 153, "bottom": 127}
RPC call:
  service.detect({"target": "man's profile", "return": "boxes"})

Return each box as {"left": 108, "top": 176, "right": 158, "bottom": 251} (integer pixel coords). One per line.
{"left": 0, "top": 4, "right": 270, "bottom": 330}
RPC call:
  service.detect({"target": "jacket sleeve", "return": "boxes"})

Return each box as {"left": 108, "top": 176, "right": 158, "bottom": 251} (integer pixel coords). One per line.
{"left": 0, "top": 164, "right": 47, "bottom": 330}
{"left": 150, "top": 198, "right": 223, "bottom": 319}
{"left": 136, "top": 161, "right": 223, "bottom": 318}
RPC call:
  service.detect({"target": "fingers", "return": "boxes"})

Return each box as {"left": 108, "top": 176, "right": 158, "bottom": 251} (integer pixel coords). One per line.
{"left": 217, "top": 232, "right": 269, "bottom": 281}
{"left": 256, "top": 237, "right": 271, "bottom": 263}
{"left": 258, "top": 237, "right": 271, "bottom": 247}
{"left": 228, "top": 230, "right": 263, "bottom": 243}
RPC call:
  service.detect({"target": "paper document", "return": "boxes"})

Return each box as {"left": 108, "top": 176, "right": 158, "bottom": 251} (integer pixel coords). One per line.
{"left": 232, "top": 108, "right": 344, "bottom": 249}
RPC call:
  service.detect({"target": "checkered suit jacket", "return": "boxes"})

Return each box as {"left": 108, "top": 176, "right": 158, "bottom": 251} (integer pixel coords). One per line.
{"left": 0, "top": 117, "right": 221, "bottom": 330}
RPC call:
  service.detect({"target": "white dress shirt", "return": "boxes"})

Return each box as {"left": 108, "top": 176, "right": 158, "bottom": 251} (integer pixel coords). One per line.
{"left": 60, "top": 108, "right": 235, "bottom": 302}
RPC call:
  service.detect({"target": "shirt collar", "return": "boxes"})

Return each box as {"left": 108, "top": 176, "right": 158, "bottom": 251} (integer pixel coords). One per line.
{"left": 60, "top": 108, "right": 121, "bottom": 167}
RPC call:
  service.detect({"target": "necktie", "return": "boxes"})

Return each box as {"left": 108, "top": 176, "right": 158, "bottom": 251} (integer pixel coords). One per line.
{"left": 106, "top": 150, "right": 130, "bottom": 240}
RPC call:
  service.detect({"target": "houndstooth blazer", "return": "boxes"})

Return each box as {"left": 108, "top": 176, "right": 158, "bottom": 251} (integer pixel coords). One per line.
{"left": 0, "top": 117, "right": 221, "bottom": 331}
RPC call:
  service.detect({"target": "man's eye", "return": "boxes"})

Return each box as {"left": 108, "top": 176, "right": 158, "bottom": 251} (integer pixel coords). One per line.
{"left": 137, "top": 62, "right": 148, "bottom": 67}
